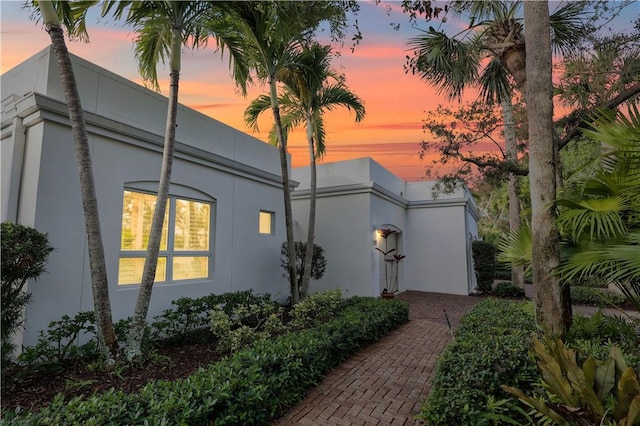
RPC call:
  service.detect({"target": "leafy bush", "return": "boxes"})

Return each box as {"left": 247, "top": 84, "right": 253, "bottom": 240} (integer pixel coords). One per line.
{"left": 1, "top": 222, "right": 54, "bottom": 368}
{"left": 209, "top": 298, "right": 280, "bottom": 353}
{"left": 288, "top": 289, "right": 344, "bottom": 329}
{"left": 471, "top": 241, "right": 496, "bottom": 293}
{"left": 2, "top": 297, "right": 409, "bottom": 425}
{"left": 280, "top": 241, "right": 327, "bottom": 297}
{"left": 570, "top": 285, "right": 627, "bottom": 308}
{"left": 417, "top": 299, "right": 539, "bottom": 425}
{"left": 150, "top": 289, "right": 274, "bottom": 343}
{"left": 567, "top": 311, "right": 640, "bottom": 369}
{"left": 492, "top": 282, "right": 526, "bottom": 299}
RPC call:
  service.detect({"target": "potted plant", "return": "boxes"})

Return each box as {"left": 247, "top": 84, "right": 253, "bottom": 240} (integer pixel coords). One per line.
{"left": 376, "top": 228, "right": 406, "bottom": 298}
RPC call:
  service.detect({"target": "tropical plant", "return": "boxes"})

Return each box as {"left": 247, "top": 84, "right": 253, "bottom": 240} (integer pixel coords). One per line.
{"left": 280, "top": 241, "right": 327, "bottom": 295}
{"left": 226, "top": 1, "right": 355, "bottom": 304}
{"left": 245, "top": 42, "right": 365, "bottom": 298}
{"left": 31, "top": 0, "right": 119, "bottom": 360}
{"left": 92, "top": 0, "right": 221, "bottom": 360}
{"left": 556, "top": 106, "right": 640, "bottom": 311}
{"left": 1, "top": 222, "right": 54, "bottom": 366}
{"left": 502, "top": 337, "right": 640, "bottom": 425}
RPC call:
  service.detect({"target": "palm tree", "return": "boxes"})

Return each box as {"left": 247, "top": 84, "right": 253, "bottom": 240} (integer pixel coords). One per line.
{"left": 99, "top": 1, "right": 243, "bottom": 359}
{"left": 245, "top": 43, "right": 365, "bottom": 298}
{"left": 34, "top": 1, "right": 118, "bottom": 360}
{"left": 221, "top": 1, "right": 350, "bottom": 304}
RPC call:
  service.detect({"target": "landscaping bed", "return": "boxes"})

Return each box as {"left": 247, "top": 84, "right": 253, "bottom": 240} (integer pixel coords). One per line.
{"left": 1, "top": 292, "right": 409, "bottom": 425}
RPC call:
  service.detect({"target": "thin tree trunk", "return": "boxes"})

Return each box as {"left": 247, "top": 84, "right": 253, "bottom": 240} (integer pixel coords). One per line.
{"left": 40, "top": 0, "right": 118, "bottom": 361}
{"left": 502, "top": 98, "right": 525, "bottom": 289}
{"left": 126, "top": 29, "right": 181, "bottom": 360}
{"left": 523, "top": 1, "right": 569, "bottom": 337}
{"left": 301, "top": 112, "right": 316, "bottom": 299}
{"left": 270, "top": 77, "right": 299, "bottom": 305}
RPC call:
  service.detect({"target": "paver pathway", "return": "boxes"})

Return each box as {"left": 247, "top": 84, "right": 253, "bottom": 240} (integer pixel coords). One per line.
{"left": 272, "top": 291, "right": 487, "bottom": 425}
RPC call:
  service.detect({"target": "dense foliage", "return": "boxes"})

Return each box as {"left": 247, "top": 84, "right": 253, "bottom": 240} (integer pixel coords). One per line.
{"left": 1, "top": 223, "right": 54, "bottom": 369}
{"left": 471, "top": 241, "right": 497, "bottom": 293}
{"left": 2, "top": 295, "right": 408, "bottom": 425}
{"left": 280, "top": 241, "right": 327, "bottom": 297}
{"left": 417, "top": 299, "right": 538, "bottom": 424}
{"left": 418, "top": 298, "right": 640, "bottom": 424}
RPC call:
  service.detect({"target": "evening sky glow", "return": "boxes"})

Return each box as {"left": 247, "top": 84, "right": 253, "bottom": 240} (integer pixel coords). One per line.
{"left": 1, "top": 1, "right": 637, "bottom": 181}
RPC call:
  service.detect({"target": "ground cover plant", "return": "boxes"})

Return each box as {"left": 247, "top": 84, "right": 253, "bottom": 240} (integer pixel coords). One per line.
{"left": 417, "top": 298, "right": 640, "bottom": 425}
{"left": 1, "top": 291, "right": 409, "bottom": 425}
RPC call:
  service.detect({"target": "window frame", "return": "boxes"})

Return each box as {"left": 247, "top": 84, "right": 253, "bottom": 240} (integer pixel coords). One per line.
{"left": 118, "top": 187, "right": 215, "bottom": 286}
{"left": 259, "top": 210, "right": 275, "bottom": 235}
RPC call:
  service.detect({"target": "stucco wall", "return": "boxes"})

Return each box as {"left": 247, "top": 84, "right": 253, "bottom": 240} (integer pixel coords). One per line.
{"left": 2, "top": 49, "right": 288, "bottom": 346}
{"left": 405, "top": 204, "right": 470, "bottom": 295}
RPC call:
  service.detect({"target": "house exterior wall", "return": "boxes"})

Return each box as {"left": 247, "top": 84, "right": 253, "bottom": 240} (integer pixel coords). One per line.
{"left": 292, "top": 157, "right": 479, "bottom": 297}
{"left": 1, "top": 48, "right": 288, "bottom": 346}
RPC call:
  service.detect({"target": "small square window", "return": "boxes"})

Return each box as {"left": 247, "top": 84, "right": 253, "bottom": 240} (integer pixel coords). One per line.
{"left": 259, "top": 210, "right": 275, "bottom": 235}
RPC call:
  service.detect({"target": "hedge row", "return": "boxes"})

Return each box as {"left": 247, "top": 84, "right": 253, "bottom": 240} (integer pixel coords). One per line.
{"left": 417, "top": 299, "right": 539, "bottom": 425}
{"left": 2, "top": 297, "right": 409, "bottom": 426}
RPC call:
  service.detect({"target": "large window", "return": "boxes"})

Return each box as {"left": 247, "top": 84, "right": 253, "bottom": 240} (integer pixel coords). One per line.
{"left": 118, "top": 189, "right": 212, "bottom": 285}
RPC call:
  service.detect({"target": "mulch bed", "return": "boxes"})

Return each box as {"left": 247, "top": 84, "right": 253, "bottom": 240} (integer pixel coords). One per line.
{"left": 1, "top": 342, "right": 221, "bottom": 414}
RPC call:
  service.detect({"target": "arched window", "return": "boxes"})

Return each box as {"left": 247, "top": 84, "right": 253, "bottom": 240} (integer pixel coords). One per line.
{"left": 118, "top": 183, "right": 215, "bottom": 285}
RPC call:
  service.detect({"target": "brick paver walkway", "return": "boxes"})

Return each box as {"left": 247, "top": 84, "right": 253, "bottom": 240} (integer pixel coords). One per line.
{"left": 272, "top": 291, "right": 487, "bottom": 425}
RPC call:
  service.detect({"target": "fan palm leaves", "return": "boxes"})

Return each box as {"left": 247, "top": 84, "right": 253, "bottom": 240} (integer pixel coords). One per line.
{"left": 407, "top": 0, "right": 588, "bottom": 101}
{"left": 499, "top": 106, "right": 640, "bottom": 310}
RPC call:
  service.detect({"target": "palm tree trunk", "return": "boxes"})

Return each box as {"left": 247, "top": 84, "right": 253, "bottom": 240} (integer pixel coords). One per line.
{"left": 502, "top": 98, "right": 525, "bottom": 289}
{"left": 40, "top": 0, "right": 119, "bottom": 361}
{"left": 301, "top": 112, "right": 317, "bottom": 299}
{"left": 270, "top": 77, "right": 299, "bottom": 305}
{"left": 523, "top": 1, "right": 569, "bottom": 337}
{"left": 126, "top": 29, "right": 181, "bottom": 360}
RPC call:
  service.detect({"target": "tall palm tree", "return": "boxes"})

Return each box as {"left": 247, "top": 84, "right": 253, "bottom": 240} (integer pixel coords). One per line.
{"left": 245, "top": 43, "right": 365, "bottom": 298}
{"left": 99, "top": 0, "right": 244, "bottom": 359}
{"left": 33, "top": 1, "right": 119, "bottom": 360}
{"left": 221, "top": 1, "right": 349, "bottom": 304}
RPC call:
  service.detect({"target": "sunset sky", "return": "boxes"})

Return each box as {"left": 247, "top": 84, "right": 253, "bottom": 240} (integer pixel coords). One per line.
{"left": 1, "top": 1, "right": 637, "bottom": 182}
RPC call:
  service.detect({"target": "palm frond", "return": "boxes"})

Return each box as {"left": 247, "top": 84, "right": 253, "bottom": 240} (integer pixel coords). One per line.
{"left": 478, "top": 57, "right": 512, "bottom": 105}
{"left": 407, "top": 28, "right": 480, "bottom": 101}
{"left": 557, "top": 231, "right": 640, "bottom": 284}
{"left": 549, "top": 1, "right": 589, "bottom": 55}
{"left": 133, "top": 16, "right": 172, "bottom": 90}
{"left": 244, "top": 94, "right": 273, "bottom": 132}
{"left": 497, "top": 224, "right": 532, "bottom": 272}
{"left": 556, "top": 196, "right": 629, "bottom": 241}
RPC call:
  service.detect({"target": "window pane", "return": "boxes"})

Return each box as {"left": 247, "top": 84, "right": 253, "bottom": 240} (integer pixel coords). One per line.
{"left": 173, "top": 256, "right": 208, "bottom": 280}
{"left": 259, "top": 211, "right": 274, "bottom": 235}
{"left": 174, "top": 199, "right": 210, "bottom": 251}
{"left": 118, "top": 257, "right": 167, "bottom": 285}
{"left": 121, "top": 191, "right": 169, "bottom": 251}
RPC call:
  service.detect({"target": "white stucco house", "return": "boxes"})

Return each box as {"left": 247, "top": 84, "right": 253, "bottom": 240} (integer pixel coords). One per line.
{"left": 292, "top": 158, "right": 479, "bottom": 297}
{"left": 2, "top": 47, "right": 289, "bottom": 346}
{"left": 2, "top": 48, "right": 478, "bottom": 348}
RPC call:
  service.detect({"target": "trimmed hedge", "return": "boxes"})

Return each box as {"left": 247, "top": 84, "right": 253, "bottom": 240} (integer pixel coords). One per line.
{"left": 570, "top": 285, "right": 627, "bottom": 308}
{"left": 2, "top": 297, "right": 409, "bottom": 425}
{"left": 471, "top": 241, "right": 496, "bottom": 293}
{"left": 417, "top": 299, "right": 538, "bottom": 425}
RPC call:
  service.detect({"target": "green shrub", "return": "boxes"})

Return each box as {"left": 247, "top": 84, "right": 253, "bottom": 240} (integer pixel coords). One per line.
{"left": 288, "top": 289, "right": 344, "bottom": 329}
{"left": 1, "top": 222, "right": 54, "bottom": 367}
{"left": 280, "top": 241, "right": 327, "bottom": 298}
{"left": 472, "top": 241, "right": 496, "bottom": 293}
{"left": 2, "top": 297, "right": 409, "bottom": 425}
{"left": 417, "top": 299, "right": 538, "bottom": 425}
{"left": 492, "top": 282, "right": 526, "bottom": 299}
{"left": 570, "top": 285, "right": 627, "bottom": 308}
{"left": 150, "top": 289, "right": 274, "bottom": 343}
{"left": 567, "top": 311, "right": 640, "bottom": 369}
